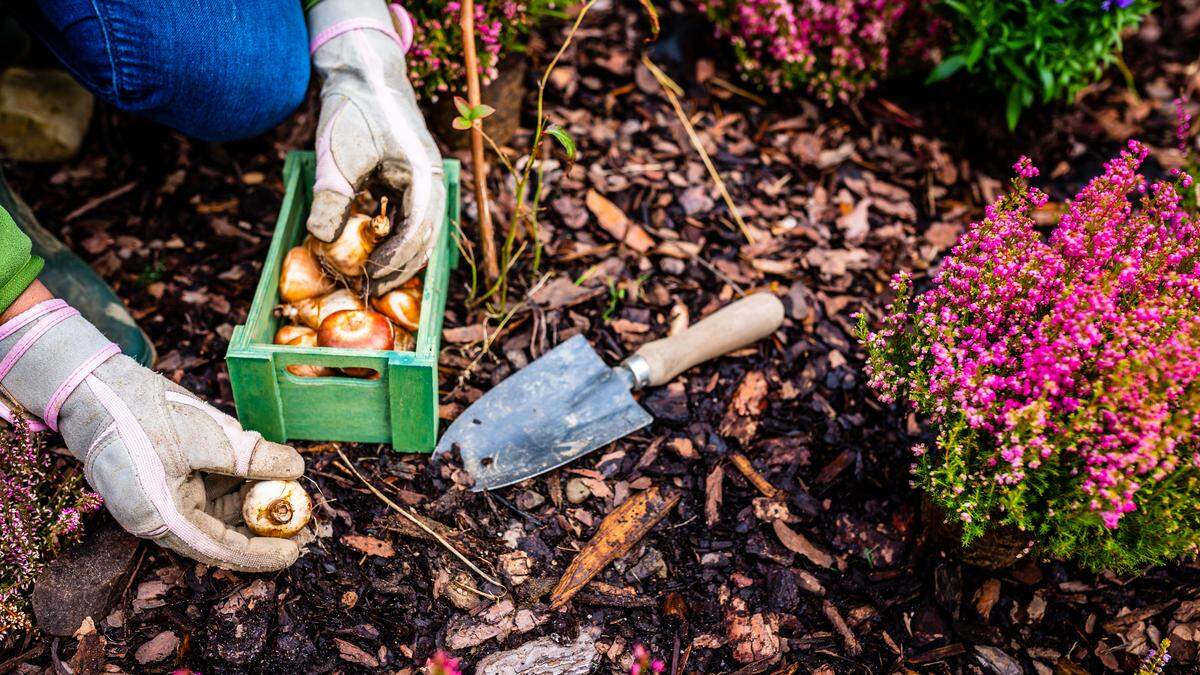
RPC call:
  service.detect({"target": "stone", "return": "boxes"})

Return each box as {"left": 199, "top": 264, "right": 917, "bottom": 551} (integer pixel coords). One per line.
{"left": 475, "top": 627, "right": 600, "bottom": 675}
{"left": 565, "top": 478, "right": 591, "bottom": 504}
{"left": 135, "top": 630, "right": 180, "bottom": 664}
{"left": 32, "top": 521, "right": 141, "bottom": 637}
{"left": 0, "top": 67, "right": 93, "bottom": 162}
{"left": 498, "top": 550, "right": 534, "bottom": 586}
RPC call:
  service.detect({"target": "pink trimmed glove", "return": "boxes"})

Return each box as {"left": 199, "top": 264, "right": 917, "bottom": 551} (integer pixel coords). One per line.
{"left": 306, "top": 0, "right": 446, "bottom": 294}
{"left": 0, "top": 300, "right": 305, "bottom": 572}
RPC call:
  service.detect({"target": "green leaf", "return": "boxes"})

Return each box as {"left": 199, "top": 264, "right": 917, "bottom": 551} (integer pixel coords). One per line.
{"left": 1006, "top": 89, "right": 1023, "bottom": 131}
{"left": 472, "top": 103, "right": 496, "bottom": 120}
{"left": 452, "top": 116, "right": 472, "bottom": 131}
{"left": 966, "top": 40, "right": 985, "bottom": 68}
{"left": 453, "top": 96, "right": 472, "bottom": 119}
{"left": 926, "top": 55, "right": 967, "bottom": 84}
{"left": 545, "top": 124, "right": 577, "bottom": 163}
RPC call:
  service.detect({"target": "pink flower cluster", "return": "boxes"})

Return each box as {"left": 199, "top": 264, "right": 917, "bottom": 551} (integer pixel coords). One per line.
{"left": 426, "top": 649, "right": 462, "bottom": 675}
{"left": 696, "top": 0, "right": 940, "bottom": 103}
{"left": 864, "top": 142, "right": 1200, "bottom": 531}
{"left": 406, "top": 0, "right": 530, "bottom": 102}
{"left": 1, "top": 421, "right": 101, "bottom": 635}
{"left": 630, "top": 644, "right": 665, "bottom": 675}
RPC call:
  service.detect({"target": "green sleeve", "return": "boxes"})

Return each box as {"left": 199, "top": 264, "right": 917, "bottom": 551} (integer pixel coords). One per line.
{"left": 0, "top": 205, "right": 43, "bottom": 313}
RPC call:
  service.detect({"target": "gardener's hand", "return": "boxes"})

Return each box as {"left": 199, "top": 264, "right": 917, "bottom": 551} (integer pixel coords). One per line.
{"left": 306, "top": 0, "right": 446, "bottom": 294}
{"left": 0, "top": 296, "right": 305, "bottom": 572}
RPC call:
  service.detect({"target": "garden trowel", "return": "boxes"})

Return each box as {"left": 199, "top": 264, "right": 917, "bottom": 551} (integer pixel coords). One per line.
{"left": 436, "top": 293, "right": 785, "bottom": 491}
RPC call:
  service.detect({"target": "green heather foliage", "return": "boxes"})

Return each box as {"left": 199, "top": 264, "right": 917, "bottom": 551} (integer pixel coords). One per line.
{"left": 929, "top": 0, "right": 1153, "bottom": 128}
{"left": 858, "top": 147, "right": 1200, "bottom": 573}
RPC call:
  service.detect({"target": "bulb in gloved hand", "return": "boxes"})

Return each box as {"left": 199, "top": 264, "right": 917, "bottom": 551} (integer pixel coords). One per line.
{"left": 315, "top": 197, "right": 392, "bottom": 277}
{"left": 281, "top": 288, "right": 363, "bottom": 329}
{"left": 279, "top": 246, "right": 333, "bottom": 302}
{"left": 242, "top": 479, "right": 312, "bottom": 538}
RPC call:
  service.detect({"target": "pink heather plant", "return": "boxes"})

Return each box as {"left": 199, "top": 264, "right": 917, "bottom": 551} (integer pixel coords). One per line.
{"left": 426, "top": 649, "right": 462, "bottom": 675}
{"left": 695, "top": 0, "right": 941, "bottom": 104}
{"left": 1, "top": 420, "right": 101, "bottom": 635}
{"left": 630, "top": 644, "right": 665, "bottom": 675}
{"left": 405, "top": 0, "right": 555, "bottom": 102}
{"left": 859, "top": 141, "right": 1200, "bottom": 572}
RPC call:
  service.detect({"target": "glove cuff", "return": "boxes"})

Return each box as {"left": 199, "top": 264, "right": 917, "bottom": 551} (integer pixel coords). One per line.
{"left": 0, "top": 299, "right": 119, "bottom": 432}
{"left": 309, "top": 0, "right": 413, "bottom": 55}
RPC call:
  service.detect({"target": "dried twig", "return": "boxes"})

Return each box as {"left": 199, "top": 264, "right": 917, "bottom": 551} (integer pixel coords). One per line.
{"left": 335, "top": 448, "right": 503, "bottom": 587}
{"left": 642, "top": 56, "right": 754, "bottom": 244}
{"left": 729, "top": 451, "right": 780, "bottom": 499}
{"left": 460, "top": 0, "right": 500, "bottom": 282}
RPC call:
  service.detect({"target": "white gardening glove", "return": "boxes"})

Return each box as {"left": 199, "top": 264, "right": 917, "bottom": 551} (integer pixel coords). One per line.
{"left": 306, "top": 0, "right": 446, "bottom": 294}
{"left": 0, "top": 299, "right": 304, "bottom": 572}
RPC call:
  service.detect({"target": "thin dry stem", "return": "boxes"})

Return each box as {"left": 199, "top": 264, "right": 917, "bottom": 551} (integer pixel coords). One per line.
{"left": 335, "top": 448, "right": 503, "bottom": 588}
{"left": 642, "top": 56, "right": 754, "bottom": 244}
{"left": 460, "top": 0, "right": 500, "bottom": 282}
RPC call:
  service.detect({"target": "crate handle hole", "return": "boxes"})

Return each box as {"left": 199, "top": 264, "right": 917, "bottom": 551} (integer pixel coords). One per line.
{"left": 480, "top": 456, "right": 494, "bottom": 467}
{"left": 282, "top": 365, "right": 382, "bottom": 382}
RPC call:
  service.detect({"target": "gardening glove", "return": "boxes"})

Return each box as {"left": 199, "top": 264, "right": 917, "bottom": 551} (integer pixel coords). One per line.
{"left": 306, "top": 0, "right": 446, "bottom": 294}
{"left": 0, "top": 299, "right": 305, "bottom": 572}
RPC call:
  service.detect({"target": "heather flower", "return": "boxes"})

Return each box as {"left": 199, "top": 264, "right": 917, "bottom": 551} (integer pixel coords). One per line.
{"left": 858, "top": 142, "right": 1200, "bottom": 572}
{"left": 630, "top": 644, "right": 665, "bottom": 675}
{"left": 426, "top": 649, "right": 462, "bottom": 675}
{"left": 696, "top": 0, "right": 942, "bottom": 104}
{"left": 1136, "top": 638, "right": 1172, "bottom": 675}
{"left": 0, "top": 420, "right": 101, "bottom": 636}
{"left": 404, "top": 0, "right": 553, "bottom": 102}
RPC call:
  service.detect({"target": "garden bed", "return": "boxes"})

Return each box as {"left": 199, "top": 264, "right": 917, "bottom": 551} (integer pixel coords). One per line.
{"left": 4, "top": 1, "right": 1200, "bottom": 672}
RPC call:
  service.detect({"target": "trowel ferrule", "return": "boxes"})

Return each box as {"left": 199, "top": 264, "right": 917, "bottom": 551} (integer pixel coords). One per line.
{"left": 621, "top": 354, "right": 652, "bottom": 390}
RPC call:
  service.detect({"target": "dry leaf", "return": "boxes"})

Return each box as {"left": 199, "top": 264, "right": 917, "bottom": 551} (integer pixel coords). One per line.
{"left": 586, "top": 189, "right": 655, "bottom": 252}
{"left": 340, "top": 534, "right": 395, "bottom": 558}
{"left": 549, "top": 487, "right": 679, "bottom": 608}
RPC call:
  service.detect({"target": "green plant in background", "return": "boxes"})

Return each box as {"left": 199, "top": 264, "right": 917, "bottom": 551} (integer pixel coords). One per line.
{"left": 928, "top": 0, "right": 1153, "bottom": 129}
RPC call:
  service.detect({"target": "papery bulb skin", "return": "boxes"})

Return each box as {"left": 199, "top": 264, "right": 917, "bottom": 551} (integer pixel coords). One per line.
{"left": 274, "top": 324, "right": 315, "bottom": 345}
{"left": 279, "top": 246, "right": 334, "bottom": 302}
{"left": 280, "top": 330, "right": 334, "bottom": 377}
{"left": 281, "top": 289, "right": 364, "bottom": 329}
{"left": 372, "top": 288, "right": 421, "bottom": 332}
{"left": 242, "top": 480, "right": 312, "bottom": 538}
{"left": 318, "top": 309, "right": 394, "bottom": 377}
{"left": 316, "top": 198, "right": 392, "bottom": 278}
{"left": 393, "top": 327, "right": 416, "bottom": 352}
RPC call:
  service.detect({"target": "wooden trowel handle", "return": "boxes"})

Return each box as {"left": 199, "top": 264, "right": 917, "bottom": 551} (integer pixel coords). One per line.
{"left": 627, "top": 293, "right": 785, "bottom": 388}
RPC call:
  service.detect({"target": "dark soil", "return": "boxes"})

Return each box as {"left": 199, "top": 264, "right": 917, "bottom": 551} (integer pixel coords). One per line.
{"left": 5, "top": 1, "right": 1200, "bottom": 673}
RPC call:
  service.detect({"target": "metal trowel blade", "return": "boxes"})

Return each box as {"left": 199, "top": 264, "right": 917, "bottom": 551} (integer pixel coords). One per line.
{"left": 434, "top": 334, "right": 652, "bottom": 491}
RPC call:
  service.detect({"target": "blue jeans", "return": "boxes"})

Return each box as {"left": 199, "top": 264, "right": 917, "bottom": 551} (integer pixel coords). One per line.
{"left": 17, "top": 1, "right": 310, "bottom": 141}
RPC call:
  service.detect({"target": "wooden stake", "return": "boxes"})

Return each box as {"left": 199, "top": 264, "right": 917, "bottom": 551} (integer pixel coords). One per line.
{"left": 460, "top": 0, "right": 500, "bottom": 282}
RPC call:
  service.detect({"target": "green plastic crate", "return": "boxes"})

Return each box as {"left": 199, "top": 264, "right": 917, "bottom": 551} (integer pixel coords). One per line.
{"left": 225, "top": 151, "right": 460, "bottom": 452}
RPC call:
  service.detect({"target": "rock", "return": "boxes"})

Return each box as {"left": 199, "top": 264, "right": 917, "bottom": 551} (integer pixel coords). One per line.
{"left": 0, "top": 67, "right": 93, "bottom": 162}
{"left": 443, "top": 570, "right": 486, "bottom": 611}
{"left": 475, "top": 627, "right": 600, "bottom": 675}
{"left": 32, "top": 520, "right": 141, "bottom": 636}
{"left": 514, "top": 490, "right": 545, "bottom": 511}
{"left": 565, "top": 478, "right": 592, "bottom": 504}
{"left": 135, "top": 630, "right": 180, "bottom": 665}
{"left": 974, "top": 645, "right": 1022, "bottom": 675}
{"left": 624, "top": 547, "right": 667, "bottom": 582}
{"left": 202, "top": 579, "right": 276, "bottom": 666}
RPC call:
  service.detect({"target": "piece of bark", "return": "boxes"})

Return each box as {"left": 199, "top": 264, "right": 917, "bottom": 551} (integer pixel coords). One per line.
{"left": 586, "top": 189, "right": 654, "bottom": 252}
{"left": 773, "top": 520, "right": 833, "bottom": 568}
{"left": 0, "top": 67, "right": 93, "bottom": 162}
{"left": 705, "top": 464, "right": 724, "bottom": 527}
{"left": 549, "top": 487, "right": 679, "bottom": 609}
{"left": 475, "top": 627, "right": 600, "bottom": 675}
{"left": 822, "top": 600, "right": 862, "bottom": 657}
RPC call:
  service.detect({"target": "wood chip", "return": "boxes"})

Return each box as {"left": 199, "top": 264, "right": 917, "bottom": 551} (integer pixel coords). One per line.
{"left": 549, "top": 487, "right": 679, "bottom": 609}
{"left": 585, "top": 189, "right": 654, "bottom": 252}
{"left": 340, "top": 534, "right": 395, "bottom": 558}
{"left": 773, "top": 520, "right": 833, "bottom": 568}
{"left": 705, "top": 464, "right": 724, "bottom": 527}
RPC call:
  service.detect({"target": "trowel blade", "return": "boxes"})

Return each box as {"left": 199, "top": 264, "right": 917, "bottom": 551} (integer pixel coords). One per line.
{"left": 435, "top": 334, "right": 653, "bottom": 491}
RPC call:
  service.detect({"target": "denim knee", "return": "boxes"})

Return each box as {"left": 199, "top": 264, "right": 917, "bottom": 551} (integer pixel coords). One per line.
{"left": 20, "top": 0, "right": 310, "bottom": 141}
